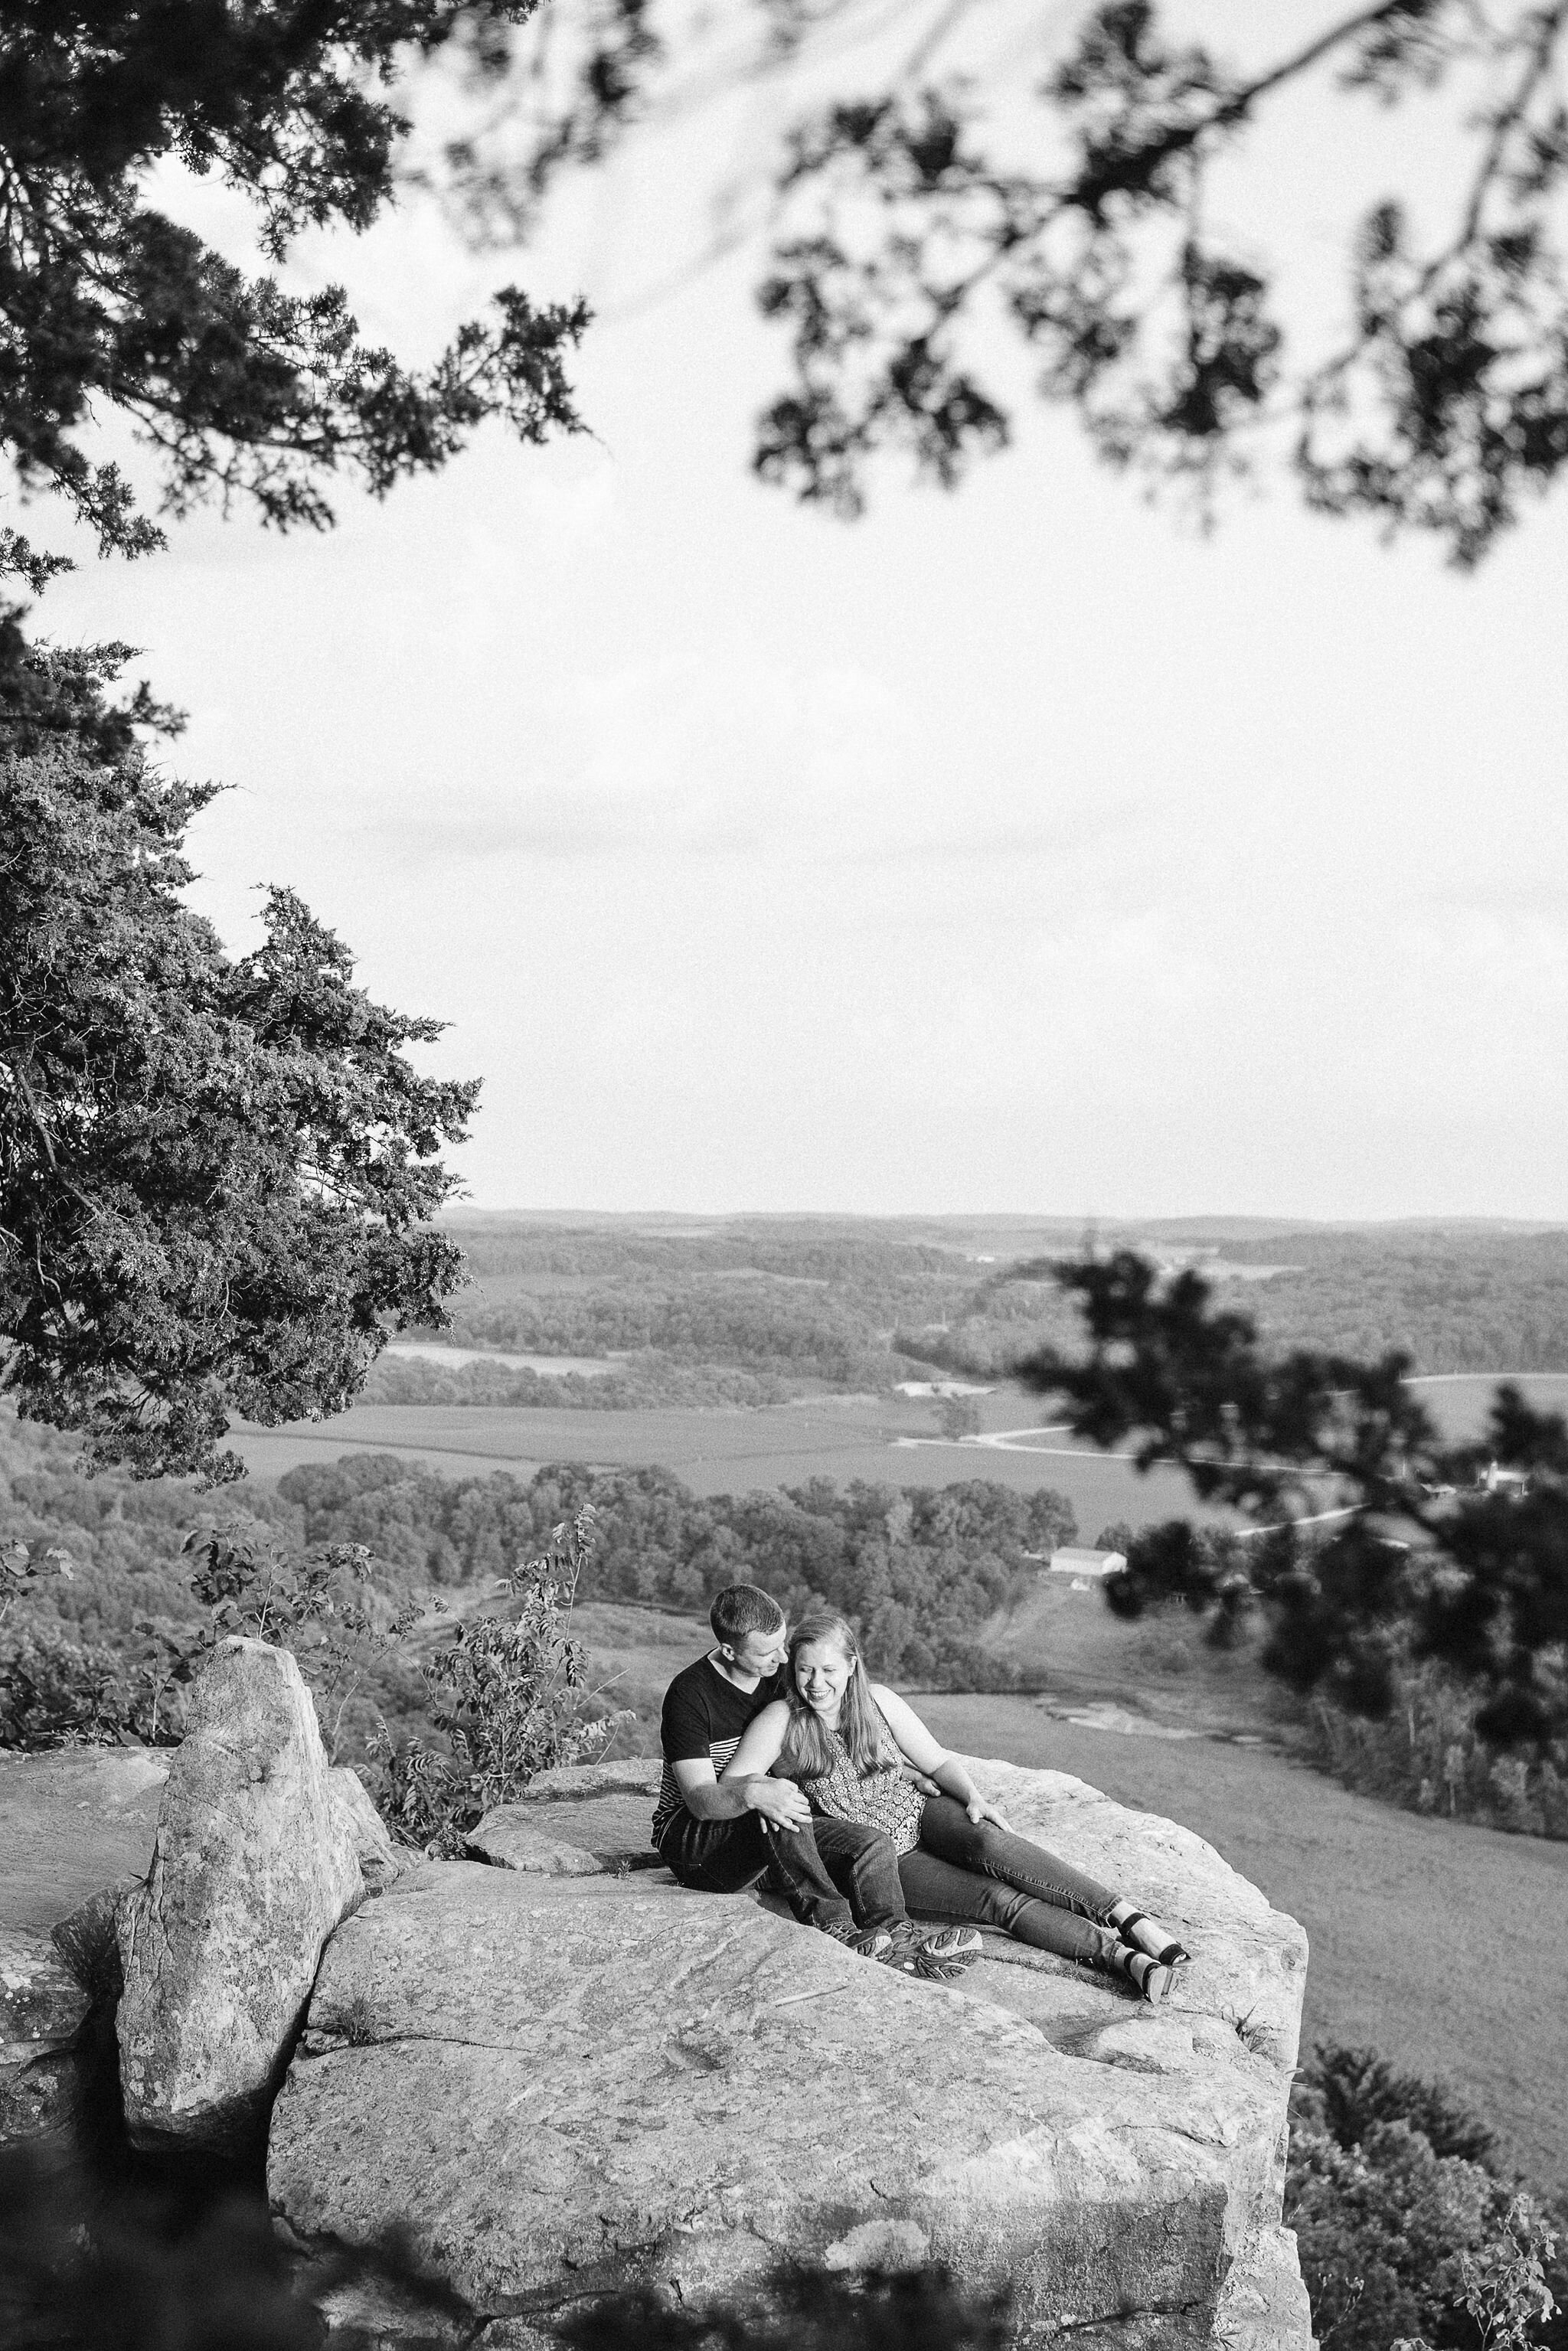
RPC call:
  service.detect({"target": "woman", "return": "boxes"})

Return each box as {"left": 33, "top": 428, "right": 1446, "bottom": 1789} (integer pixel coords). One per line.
{"left": 722, "top": 1611, "right": 1190, "bottom": 2003}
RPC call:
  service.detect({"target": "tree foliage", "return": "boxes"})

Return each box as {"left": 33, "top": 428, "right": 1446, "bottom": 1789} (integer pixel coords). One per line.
{"left": 495, "top": 0, "right": 1568, "bottom": 560}
{"left": 0, "top": 0, "right": 590, "bottom": 753}
{"left": 0, "top": 741, "right": 478, "bottom": 1480}
{"left": 0, "top": 0, "right": 588, "bottom": 582}
{"left": 1014, "top": 1249, "right": 1568, "bottom": 1755}
{"left": 1289, "top": 2045, "right": 1566, "bottom": 2351}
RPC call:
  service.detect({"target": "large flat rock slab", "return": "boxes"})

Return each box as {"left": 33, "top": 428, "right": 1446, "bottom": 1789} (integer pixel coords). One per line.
{"left": 270, "top": 1758, "right": 1312, "bottom": 2348}
{"left": 0, "top": 1749, "right": 168, "bottom": 1933}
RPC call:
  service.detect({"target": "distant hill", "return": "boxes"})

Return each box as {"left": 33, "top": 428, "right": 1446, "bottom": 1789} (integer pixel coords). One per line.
{"left": 358, "top": 1212, "right": 1568, "bottom": 1407}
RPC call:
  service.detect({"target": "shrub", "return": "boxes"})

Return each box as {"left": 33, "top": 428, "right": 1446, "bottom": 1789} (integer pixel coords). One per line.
{"left": 367, "top": 1506, "right": 630, "bottom": 1854}
{"left": 1301, "top": 2046, "right": 1499, "bottom": 2168}
{"left": 0, "top": 1619, "right": 152, "bottom": 1749}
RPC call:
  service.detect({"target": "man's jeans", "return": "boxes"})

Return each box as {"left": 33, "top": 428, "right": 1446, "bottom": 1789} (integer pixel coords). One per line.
{"left": 657, "top": 1806, "right": 906, "bottom": 1935}
{"left": 897, "top": 1794, "right": 1122, "bottom": 1968}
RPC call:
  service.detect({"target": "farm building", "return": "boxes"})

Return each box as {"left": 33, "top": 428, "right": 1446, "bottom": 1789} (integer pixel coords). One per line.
{"left": 1047, "top": 1546, "right": 1127, "bottom": 1579}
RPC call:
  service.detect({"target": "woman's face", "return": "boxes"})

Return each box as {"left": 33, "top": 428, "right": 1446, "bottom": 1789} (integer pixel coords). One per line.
{"left": 794, "top": 1637, "right": 854, "bottom": 1717}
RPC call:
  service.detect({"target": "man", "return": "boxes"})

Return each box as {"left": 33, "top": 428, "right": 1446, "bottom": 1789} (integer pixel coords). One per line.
{"left": 652, "top": 1582, "right": 982, "bottom": 1977}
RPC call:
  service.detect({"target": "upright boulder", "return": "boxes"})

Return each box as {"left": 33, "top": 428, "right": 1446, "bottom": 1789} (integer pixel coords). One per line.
{"left": 118, "top": 1639, "right": 363, "bottom": 2153}
{"left": 328, "top": 1766, "right": 418, "bottom": 1893}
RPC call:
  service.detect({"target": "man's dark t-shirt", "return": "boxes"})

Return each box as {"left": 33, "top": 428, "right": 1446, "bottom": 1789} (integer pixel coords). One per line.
{"left": 651, "top": 1656, "right": 783, "bottom": 1847}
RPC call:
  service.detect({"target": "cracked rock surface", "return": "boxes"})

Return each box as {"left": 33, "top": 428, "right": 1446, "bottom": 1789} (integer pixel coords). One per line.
{"left": 269, "top": 1758, "right": 1312, "bottom": 2348}
{"left": 118, "top": 1639, "right": 364, "bottom": 2155}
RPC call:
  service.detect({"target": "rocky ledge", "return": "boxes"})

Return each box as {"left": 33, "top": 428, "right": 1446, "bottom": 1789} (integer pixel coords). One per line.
{"left": 271, "top": 1756, "right": 1312, "bottom": 2349}
{"left": 2, "top": 1651, "right": 1313, "bottom": 2349}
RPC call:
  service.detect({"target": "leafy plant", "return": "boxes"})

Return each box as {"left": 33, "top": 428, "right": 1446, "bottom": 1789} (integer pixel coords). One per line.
{"left": 0, "top": 1619, "right": 148, "bottom": 1750}
{"left": 369, "top": 1505, "right": 629, "bottom": 1853}
{"left": 1456, "top": 2200, "right": 1561, "bottom": 2351}
{"left": 0, "top": 1535, "right": 74, "bottom": 1631}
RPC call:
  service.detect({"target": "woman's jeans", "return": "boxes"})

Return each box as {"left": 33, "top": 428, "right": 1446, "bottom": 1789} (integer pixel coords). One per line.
{"left": 897, "top": 1795, "right": 1122, "bottom": 1969}
{"left": 658, "top": 1807, "right": 907, "bottom": 1935}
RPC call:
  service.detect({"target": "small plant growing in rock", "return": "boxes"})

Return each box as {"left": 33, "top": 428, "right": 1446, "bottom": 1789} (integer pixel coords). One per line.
{"left": 368, "top": 1505, "right": 629, "bottom": 1855}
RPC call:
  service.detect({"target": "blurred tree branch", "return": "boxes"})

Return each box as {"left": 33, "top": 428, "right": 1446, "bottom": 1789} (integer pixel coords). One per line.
{"left": 485, "top": 0, "right": 1568, "bottom": 560}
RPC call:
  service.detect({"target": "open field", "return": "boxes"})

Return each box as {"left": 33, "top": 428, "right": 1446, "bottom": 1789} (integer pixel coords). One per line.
{"left": 232, "top": 1383, "right": 1220, "bottom": 1533}
{"left": 1407, "top": 1370, "right": 1568, "bottom": 1438}
{"left": 234, "top": 1371, "right": 1568, "bottom": 1542}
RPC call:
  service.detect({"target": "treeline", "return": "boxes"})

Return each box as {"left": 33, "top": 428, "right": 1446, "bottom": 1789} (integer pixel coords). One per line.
{"left": 433, "top": 1284, "right": 959, "bottom": 1388}
{"left": 1285, "top": 2045, "right": 1567, "bottom": 2347}
{"left": 279, "top": 1452, "right": 1076, "bottom": 1688}
{"left": 360, "top": 1353, "right": 812, "bottom": 1411}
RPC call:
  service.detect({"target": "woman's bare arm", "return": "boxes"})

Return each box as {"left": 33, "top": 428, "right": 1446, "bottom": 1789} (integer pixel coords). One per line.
{"left": 870, "top": 1684, "right": 1012, "bottom": 1829}
{"left": 720, "top": 1699, "right": 791, "bottom": 1781}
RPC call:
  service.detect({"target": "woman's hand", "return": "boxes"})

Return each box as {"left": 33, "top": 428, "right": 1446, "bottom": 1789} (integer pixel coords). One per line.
{"left": 965, "top": 1795, "right": 1011, "bottom": 1831}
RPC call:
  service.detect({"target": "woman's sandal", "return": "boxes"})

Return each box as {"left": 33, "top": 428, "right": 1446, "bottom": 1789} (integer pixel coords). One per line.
{"left": 1112, "top": 1908, "right": 1191, "bottom": 1969}
{"left": 1113, "top": 1942, "right": 1174, "bottom": 2005}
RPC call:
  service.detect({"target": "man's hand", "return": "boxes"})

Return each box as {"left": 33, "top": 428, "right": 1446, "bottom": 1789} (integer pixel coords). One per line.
{"left": 743, "top": 1776, "right": 813, "bottom": 1831}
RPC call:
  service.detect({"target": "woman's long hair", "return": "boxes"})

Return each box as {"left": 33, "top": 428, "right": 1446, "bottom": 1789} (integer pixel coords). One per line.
{"left": 780, "top": 1612, "right": 903, "bottom": 1781}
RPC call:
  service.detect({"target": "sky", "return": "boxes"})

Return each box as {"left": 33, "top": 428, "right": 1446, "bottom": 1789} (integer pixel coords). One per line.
{"left": 32, "top": 4, "right": 1568, "bottom": 1221}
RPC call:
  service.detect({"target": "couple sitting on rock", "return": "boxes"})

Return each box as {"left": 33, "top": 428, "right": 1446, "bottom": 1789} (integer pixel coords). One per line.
{"left": 651, "top": 1582, "right": 1188, "bottom": 1997}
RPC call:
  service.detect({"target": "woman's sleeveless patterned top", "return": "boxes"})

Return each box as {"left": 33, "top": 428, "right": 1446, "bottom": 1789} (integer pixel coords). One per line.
{"left": 798, "top": 1731, "right": 926, "bottom": 1855}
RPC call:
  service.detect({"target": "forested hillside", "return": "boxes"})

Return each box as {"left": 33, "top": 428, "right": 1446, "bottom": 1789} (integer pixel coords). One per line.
{"left": 365, "top": 1216, "right": 1568, "bottom": 1409}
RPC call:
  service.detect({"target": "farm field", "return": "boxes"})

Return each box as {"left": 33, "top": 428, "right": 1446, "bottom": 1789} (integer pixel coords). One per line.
{"left": 231, "top": 1383, "right": 1220, "bottom": 1532}
{"left": 232, "top": 1370, "right": 1568, "bottom": 1530}
{"left": 1407, "top": 1370, "right": 1568, "bottom": 1437}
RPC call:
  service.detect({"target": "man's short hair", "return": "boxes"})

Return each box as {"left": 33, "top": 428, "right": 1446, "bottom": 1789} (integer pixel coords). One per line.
{"left": 710, "top": 1584, "right": 786, "bottom": 1649}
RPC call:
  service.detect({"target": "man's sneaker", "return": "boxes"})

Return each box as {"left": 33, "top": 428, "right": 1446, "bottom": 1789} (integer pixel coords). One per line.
{"left": 872, "top": 1918, "right": 925, "bottom": 1972}
{"left": 912, "top": 1924, "right": 985, "bottom": 1982}
{"left": 824, "top": 1921, "right": 893, "bottom": 1960}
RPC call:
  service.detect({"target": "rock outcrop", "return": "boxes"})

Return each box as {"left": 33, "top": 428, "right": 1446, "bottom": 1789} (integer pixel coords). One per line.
{"left": 270, "top": 1755, "right": 1312, "bottom": 2349}
{"left": 118, "top": 1638, "right": 364, "bottom": 2154}
{"left": 468, "top": 1758, "right": 665, "bottom": 1876}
